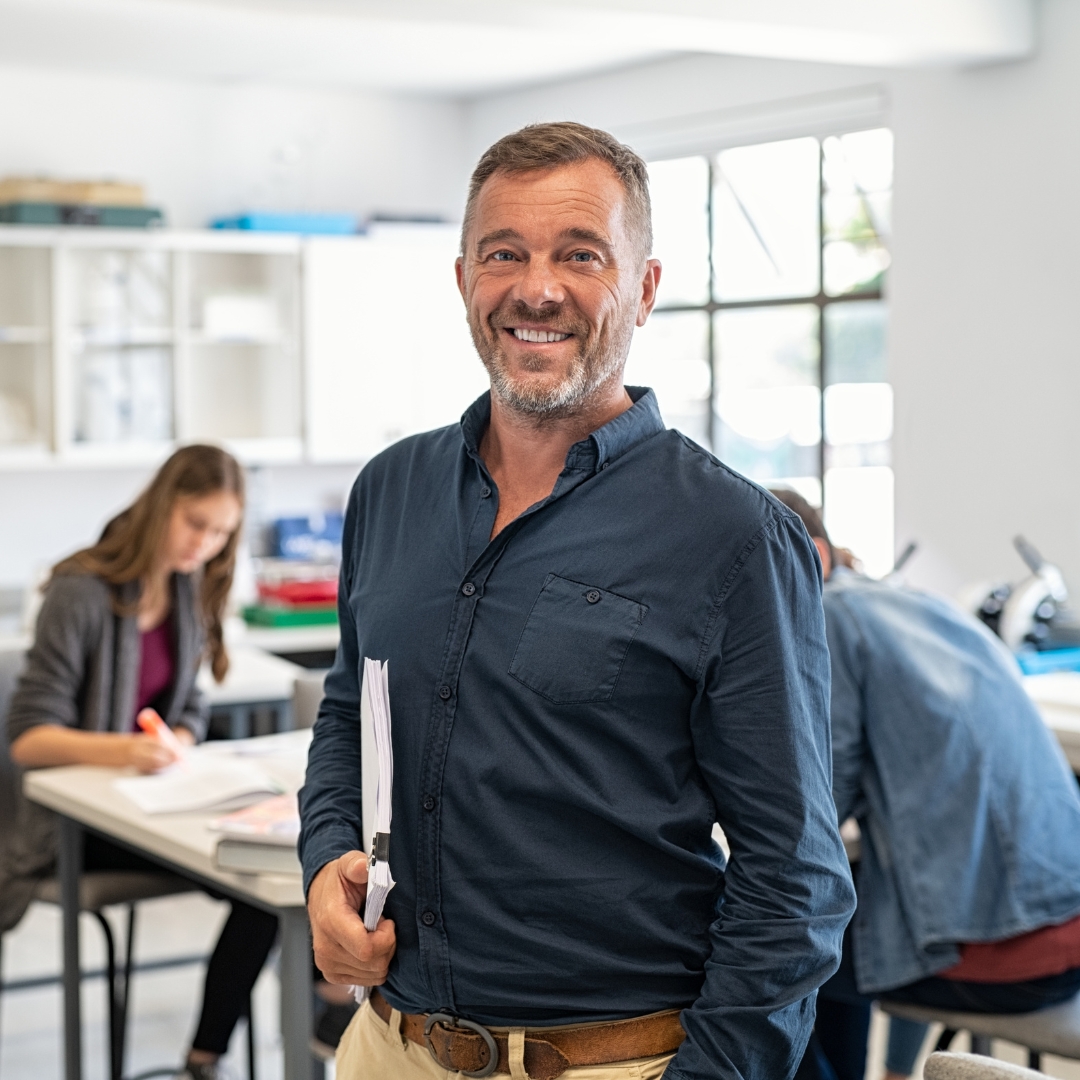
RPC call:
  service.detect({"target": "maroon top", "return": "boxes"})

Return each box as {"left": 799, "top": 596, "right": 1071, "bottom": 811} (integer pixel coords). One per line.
{"left": 941, "top": 913, "right": 1080, "bottom": 983}
{"left": 133, "top": 620, "right": 175, "bottom": 727}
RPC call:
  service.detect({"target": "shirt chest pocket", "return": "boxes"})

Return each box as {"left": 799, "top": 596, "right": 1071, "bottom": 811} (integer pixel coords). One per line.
{"left": 508, "top": 574, "right": 648, "bottom": 704}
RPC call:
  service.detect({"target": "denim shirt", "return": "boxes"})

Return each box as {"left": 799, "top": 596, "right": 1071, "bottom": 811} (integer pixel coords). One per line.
{"left": 300, "top": 388, "right": 855, "bottom": 1080}
{"left": 825, "top": 569, "right": 1080, "bottom": 994}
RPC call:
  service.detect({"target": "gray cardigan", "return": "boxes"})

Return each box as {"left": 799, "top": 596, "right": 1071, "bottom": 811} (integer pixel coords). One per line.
{"left": 1, "top": 571, "right": 209, "bottom": 932}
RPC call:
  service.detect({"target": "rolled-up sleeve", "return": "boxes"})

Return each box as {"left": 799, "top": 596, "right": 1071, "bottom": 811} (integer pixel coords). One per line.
{"left": 298, "top": 490, "right": 366, "bottom": 895}
{"left": 667, "top": 514, "right": 856, "bottom": 1080}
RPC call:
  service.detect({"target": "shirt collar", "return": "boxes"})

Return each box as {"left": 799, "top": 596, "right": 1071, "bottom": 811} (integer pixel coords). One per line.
{"left": 460, "top": 386, "right": 665, "bottom": 475}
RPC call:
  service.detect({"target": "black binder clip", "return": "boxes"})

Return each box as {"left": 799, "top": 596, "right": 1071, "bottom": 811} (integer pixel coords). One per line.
{"left": 370, "top": 831, "right": 390, "bottom": 867}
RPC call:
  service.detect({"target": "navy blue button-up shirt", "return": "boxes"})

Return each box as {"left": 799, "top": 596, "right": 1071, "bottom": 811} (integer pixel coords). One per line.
{"left": 299, "top": 388, "right": 854, "bottom": 1079}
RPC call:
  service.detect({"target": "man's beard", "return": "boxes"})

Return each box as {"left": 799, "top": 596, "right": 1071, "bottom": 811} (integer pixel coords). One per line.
{"left": 468, "top": 300, "right": 632, "bottom": 420}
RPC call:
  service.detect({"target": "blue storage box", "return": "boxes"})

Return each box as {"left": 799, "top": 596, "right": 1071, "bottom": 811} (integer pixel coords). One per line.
{"left": 212, "top": 212, "right": 358, "bottom": 235}
{"left": 1016, "top": 647, "right": 1080, "bottom": 676}
{"left": 272, "top": 513, "right": 345, "bottom": 561}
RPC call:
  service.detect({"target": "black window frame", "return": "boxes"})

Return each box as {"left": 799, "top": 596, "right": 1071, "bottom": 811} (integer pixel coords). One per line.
{"left": 648, "top": 133, "right": 888, "bottom": 498}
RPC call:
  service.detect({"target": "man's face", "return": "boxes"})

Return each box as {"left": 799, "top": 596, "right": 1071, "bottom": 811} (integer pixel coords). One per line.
{"left": 456, "top": 159, "right": 660, "bottom": 419}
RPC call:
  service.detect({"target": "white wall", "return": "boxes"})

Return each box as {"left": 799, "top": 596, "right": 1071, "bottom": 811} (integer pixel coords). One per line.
{"left": 463, "top": 0, "right": 1080, "bottom": 598}
{"left": 0, "top": 461, "right": 362, "bottom": 593}
{"left": 0, "top": 64, "right": 469, "bottom": 227}
{"left": 0, "top": 63, "right": 469, "bottom": 592}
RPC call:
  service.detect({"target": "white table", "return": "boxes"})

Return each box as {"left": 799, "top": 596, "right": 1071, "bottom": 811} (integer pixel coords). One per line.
{"left": 23, "top": 731, "right": 314, "bottom": 1080}
{"left": 1025, "top": 672, "right": 1080, "bottom": 771}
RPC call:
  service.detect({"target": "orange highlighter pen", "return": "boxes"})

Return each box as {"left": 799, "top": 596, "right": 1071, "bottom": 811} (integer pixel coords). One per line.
{"left": 137, "top": 708, "right": 187, "bottom": 759}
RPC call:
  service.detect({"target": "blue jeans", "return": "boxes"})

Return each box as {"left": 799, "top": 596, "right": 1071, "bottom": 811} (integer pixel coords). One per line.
{"left": 796, "top": 920, "right": 1080, "bottom": 1080}
{"left": 885, "top": 1018, "right": 929, "bottom": 1075}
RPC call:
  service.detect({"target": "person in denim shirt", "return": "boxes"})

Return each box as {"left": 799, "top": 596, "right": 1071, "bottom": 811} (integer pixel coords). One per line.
{"left": 773, "top": 490, "right": 1080, "bottom": 1080}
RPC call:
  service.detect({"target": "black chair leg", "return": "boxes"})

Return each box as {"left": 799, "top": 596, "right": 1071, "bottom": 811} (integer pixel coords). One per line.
{"left": 935, "top": 1027, "right": 959, "bottom": 1052}
{"left": 1028, "top": 1049, "right": 1042, "bottom": 1071}
{"left": 91, "top": 910, "right": 123, "bottom": 1080}
{"left": 117, "top": 904, "right": 137, "bottom": 1078}
{"left": 246, "top": 995, "right": 256, "bottom": 1080}
{"left": 1, "top": 934, "right": 5, "bottom": 1076}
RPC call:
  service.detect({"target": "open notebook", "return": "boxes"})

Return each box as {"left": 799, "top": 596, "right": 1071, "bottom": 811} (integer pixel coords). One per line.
{"left": 115, "top": 759, "right": 284, "bottom": 815}
{"left": 357, "top": 657, "right": 395, "bottom": 1003}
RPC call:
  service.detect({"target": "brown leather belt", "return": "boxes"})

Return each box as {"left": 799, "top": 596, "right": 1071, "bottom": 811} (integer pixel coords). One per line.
{"left": 370, "top": 989, "right": 684, "bottom": 1080}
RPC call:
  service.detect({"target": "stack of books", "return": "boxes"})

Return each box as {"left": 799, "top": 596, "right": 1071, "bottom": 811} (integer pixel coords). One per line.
{"left": 0, "top": 176, "right": 164, "bottom": 227}
{"left": 242, "top": 557, "right": 339, "bottom": 628}
{"left": 211, "top": 793, "right": 302, "bottom": 875}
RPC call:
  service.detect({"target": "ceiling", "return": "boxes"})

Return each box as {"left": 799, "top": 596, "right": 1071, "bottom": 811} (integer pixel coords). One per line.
{"left": 0, "top": 0, "right": 1036, "bottom": 97}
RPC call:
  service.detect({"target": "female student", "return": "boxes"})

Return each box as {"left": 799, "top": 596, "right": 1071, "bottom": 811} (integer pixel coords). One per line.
{"left": 4, "top": 444, "right": 278, "bottom": 1080}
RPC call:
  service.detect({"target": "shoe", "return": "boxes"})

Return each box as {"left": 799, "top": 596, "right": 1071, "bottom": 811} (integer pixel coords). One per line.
{"left": 311, "top": 1001, "right": 358, "bottom": 1060}
{"left": 176, "top": 1060, "right": 233, "bottom": 1080}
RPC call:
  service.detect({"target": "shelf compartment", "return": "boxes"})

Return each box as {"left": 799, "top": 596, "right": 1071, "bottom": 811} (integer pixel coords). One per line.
{"left": 181, "top": 343, "right": 301, "bottom": 444}
{"left": 72, "top": 345, "right": 174, "bottom": 445}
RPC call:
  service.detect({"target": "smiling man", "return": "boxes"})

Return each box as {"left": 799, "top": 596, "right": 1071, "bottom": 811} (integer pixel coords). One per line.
{"left": 299, "top": 122, "right": 855, "bottom": 1080}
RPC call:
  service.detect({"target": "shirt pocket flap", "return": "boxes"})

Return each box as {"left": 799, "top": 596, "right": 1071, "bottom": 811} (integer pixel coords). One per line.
{"left": 509, "top": 574, "right": 648, "bottom": 705}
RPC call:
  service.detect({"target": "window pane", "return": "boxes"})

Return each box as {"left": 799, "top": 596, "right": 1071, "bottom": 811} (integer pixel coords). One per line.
{"left": 824, "top": 465, "right": 895, "bottom": 578}
{"left": 648, "top": 157, "right": 710, "bottom": 307}
{"left": 713, "top": 305, "right": 819, "bottom": 482}
{"left": 823, "top": 129, "right": 892, "bottom": 296}
{"left": 824, "top": 300, "right": 887, "bottom": 384}
{"left": 625, "top": 309, "right": 711, "bottom": 448}
{"left": 824, "top": 383, "right": 893, "bottom": 445}
{"left": 713, "top": 137, "right": 820, "bottom": 301}
{"left": 824, "top": 300, "right": 890, "bottom": 469}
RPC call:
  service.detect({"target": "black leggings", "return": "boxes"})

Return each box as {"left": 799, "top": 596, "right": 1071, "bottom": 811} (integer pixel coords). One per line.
{"left": 83, "top": 834, "right": 280, "bottom": 1055}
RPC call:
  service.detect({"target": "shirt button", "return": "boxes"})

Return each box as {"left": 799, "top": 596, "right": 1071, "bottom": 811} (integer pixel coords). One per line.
{"left": 600, "top": 462, "right": 609, "bottom": 470}
{"left": 422, "top": 795, "right": 436, "bottom": 812}
{"left": 438, "top": 684, "right": 452, "bottom": 700}
{"left": 421, "top": 910, "right": 436, "bottom": 927}
{"left": 461, "top": 582, "right": 476, "bottom": 597}
{"left": 481, "top": 486, "right": 491, "bottom": 498}
{"left": 586, "top": 590, "right": 602, "bottom": 604}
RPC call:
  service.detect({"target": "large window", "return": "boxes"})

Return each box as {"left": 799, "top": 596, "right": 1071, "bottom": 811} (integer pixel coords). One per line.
{"left": 626, "top": 129, "right": 894, "bottom": 576}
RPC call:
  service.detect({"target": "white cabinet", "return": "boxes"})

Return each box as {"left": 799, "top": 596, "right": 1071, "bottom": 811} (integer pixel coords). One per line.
{"left": 0, "top": 223, "right": 486, "bottom": 469}
{"left": 0, "top": 226, "right": 303, "bottom": 467}
{"left": 304, "top": 224, "right": 487, "bottom": 463}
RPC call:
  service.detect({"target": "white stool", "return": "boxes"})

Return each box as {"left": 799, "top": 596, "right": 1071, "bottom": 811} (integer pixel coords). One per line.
{"left": 883, "top": 993, "right": 1080, "bottom": 1072}
{"left": 924, "top": 1051, "right": 1045, "bottom": 1078}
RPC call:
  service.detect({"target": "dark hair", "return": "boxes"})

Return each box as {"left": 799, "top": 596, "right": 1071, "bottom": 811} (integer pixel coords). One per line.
{"left": 462, "top": 121, "right": 652, "bottom": 261}
{"left": 769, "top": 488, "right": 831, "bottom": 545}
{"left": 52, "top": 444, "right": 245, "bottom": 682}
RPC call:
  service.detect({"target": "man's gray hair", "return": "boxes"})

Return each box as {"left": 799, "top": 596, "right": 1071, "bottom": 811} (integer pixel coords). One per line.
{"left": 461, "top": 121, "right": 653, "bottom": 262}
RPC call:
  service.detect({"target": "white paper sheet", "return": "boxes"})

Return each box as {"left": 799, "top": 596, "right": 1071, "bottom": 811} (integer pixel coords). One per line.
{"left": 356, "top": 657, "right": 395, "bottom": 1003}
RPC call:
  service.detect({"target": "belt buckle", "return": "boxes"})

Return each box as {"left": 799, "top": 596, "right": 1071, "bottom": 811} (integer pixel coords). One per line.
{"left": 424, "top": 1011, "right": 498, "bottom": 1078}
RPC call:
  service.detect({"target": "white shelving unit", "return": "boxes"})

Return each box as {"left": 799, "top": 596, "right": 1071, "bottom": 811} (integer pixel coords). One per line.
{"left": 0, "top": 222, "right": 485, "bottom": 470}
{"left": 0, "top": 226, "right": 304, "bottom": 467}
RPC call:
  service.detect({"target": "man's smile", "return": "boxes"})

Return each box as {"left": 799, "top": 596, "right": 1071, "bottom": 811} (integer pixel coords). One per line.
{"left": 505, "top": 326, "right": 573, "bottom": 344}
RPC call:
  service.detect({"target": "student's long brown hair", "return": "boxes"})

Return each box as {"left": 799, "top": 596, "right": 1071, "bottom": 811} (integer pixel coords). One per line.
{"left": 52, "top": 444, "right": 245, "bottom": 682}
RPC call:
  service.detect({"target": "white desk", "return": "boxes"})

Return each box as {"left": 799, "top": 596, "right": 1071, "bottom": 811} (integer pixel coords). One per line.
{"left": 1025, "top": 672, "right": 1080, "bottom": 771}
{"left": 24, "top": 731, "right": 314, "bottom": 1080}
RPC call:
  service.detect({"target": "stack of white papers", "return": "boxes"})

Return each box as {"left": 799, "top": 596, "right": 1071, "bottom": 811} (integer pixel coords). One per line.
{"left": 357, "top": 657, "right": 395, "bottom": 1003}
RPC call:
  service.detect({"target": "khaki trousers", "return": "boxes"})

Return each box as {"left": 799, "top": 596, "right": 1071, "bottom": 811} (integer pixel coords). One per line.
{"left": 336, "top": 999, "right": 676, "bottom": 1080}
